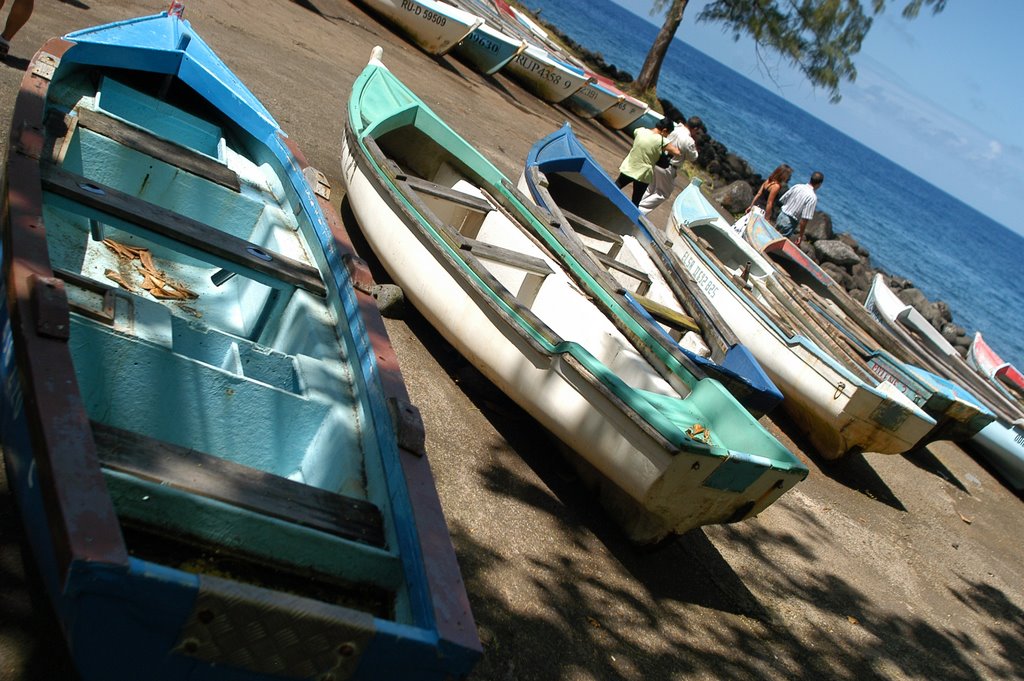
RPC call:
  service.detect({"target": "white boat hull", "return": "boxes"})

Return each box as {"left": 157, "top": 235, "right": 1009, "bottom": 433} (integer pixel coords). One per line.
{"left": 503, "top": 46, "right": 590, "bottom": 103}
{"left": 451, "top": 22, "right": 526, "bottom": 74}
{"left": 969, "top": 420, "right": 1024, "bottom": 490}
{"left": 361, "top": 0, "right": 484, "bottom": 55}
{"left": 342, "top": 137, "right": 798, "bottom": 541}
{"left": 563, "top": 81, "right": 622, "bottom": 119}
{"left": 598, "top": 98, "right": 647, "bottom": 130}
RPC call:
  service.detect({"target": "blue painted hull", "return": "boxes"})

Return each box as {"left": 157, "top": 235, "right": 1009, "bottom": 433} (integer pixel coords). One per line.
{"left": 1, "top": 12, "right": 478, "bottom": 680}
{"left": 523, "top": 123, "right": 783, "bottom": 418}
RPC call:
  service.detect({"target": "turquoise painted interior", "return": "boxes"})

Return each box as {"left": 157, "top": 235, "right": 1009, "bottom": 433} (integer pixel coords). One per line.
{"left": 41, "top": 69, "right": 410, "bottom": 617}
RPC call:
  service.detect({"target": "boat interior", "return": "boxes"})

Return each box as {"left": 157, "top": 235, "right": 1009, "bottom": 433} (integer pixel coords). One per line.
{"left": 537, "top": 169, "right": 710, "bottom": 347}
{"left": 368, "top": 121, "right": 685, "bottom": 400}
{"left": 39, "top": 65, "right": 407, "bottom": 617}
{"left": 360, "top": 116, "right": 802, "bottom": 469}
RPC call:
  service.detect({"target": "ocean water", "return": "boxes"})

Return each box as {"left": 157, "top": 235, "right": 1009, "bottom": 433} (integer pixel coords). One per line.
{"left": 519, "top": 0, "right": 1024, "bottom": 370}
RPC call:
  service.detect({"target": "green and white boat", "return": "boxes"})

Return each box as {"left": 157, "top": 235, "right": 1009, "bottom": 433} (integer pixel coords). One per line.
{"left": 342, "top": 47, "right": 807, "bottom": 544}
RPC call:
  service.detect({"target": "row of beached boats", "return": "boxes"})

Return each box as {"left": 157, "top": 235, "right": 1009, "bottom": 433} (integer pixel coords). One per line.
{"left": 3, "top": 6, "right": 1022, "bottom": 681}
{"left": 357, "top": 0, "right": 663, "bottom": 132}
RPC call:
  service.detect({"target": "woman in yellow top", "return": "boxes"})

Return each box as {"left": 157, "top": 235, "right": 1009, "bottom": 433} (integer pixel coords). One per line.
{"left": 615, "top": 118, "right": 680, "bottom": 206}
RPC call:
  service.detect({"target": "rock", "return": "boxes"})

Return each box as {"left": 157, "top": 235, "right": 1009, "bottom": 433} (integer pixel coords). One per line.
{"left": 933, "top": 300, "right": 953, "bottom": 324}
{"left": 888, "top": 274, "right": 913, "bottom": 290}
{"left": 954, "top": 333, "right": 973, "bottom": 350}
{"left": 798, "top": 240, "right": 817, "bottom": 259}
{"left": 820, "top": 262, "right": 852, "bottom": 289}
{"left": 849, "top": 269, "right": 873, "bottom": 293}
{"left": 837, "top": 232, "right": 870, "bottom": 257}
{"left": 371, "top": 283, "right": 406, "bottom": 318}
{"left": 711, "top": 180, "right": 753, "bottom": 214}
{"left": 849, "top": 288, "right": 868, "bottom": 304}
{"left": 942, "top": 322, "right": 966, "bottom": 343}
{"left": 922, "top": 302, "right": 948, "bottom": 330}
{"left": 724, "top": 153, "right": 750, "bottom": 179}
{"left": 804, "top": 212, "right": 834, "bottom": 242}
{"left": 897, "top": 286, "right": 929, "bottom": 311}
{"left": 813, "top": 240, "right": 861, "bottom": 268}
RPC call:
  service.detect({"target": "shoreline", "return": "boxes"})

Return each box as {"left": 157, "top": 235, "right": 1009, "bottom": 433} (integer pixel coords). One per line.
{"left": 526, "top": 5, "right": 975, "bottom": 356}
{"left": 1, "top": 4, "right": 1022, "bottom": 681}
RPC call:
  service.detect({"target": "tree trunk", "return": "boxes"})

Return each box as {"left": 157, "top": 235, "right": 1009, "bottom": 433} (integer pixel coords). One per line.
{"left": 633, "top": 0, "right": 688, "bottom": 100}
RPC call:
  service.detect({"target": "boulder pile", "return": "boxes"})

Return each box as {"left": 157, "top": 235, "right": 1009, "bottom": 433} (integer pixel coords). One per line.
{"left": 656, "top": 100, "right": 974, "bottom": 357}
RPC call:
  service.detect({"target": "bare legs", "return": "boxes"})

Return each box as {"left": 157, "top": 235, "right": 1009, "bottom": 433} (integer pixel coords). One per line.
{"left": 0, "top": 0, "right": 34, "bottom": 45}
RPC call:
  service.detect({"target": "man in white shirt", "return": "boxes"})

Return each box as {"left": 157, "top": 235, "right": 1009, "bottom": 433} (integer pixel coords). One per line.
{"left": 637, "top": 116, "right": 704, "bottom": 215}
{"left": 776, "top": 171, "right": 823, "bottom": 245}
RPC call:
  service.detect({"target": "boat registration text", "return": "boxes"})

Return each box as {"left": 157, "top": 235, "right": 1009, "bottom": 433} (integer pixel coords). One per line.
{"left": 514, "top": 54, "right": 571, "bottom": 88}
{"left": 401, "top": 0, "right": 447, "bottom": 26}
{"left": 677, "top": 248, "right": 720, "bottom": 300}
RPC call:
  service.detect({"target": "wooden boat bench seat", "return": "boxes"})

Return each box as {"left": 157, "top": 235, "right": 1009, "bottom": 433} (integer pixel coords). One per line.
{"left": 398, "top": 173, "right": 493, "bottom": 214}
{"left": 93, "top": 421, "right": 386, "bottom": 548}
{"left": 41, "top": 164, "right": 326, "bottom": 298}
{"left": 64, "top": 106, "right": 242, "bottom": 192}
{"left": 587, "top": 246, "right": 652, "bottom": 296}
{"left": 559, "top": 207, "right": 624, "bottom": 259}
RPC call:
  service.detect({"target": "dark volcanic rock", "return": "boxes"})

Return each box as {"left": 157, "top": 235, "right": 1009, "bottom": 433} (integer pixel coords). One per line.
{"left": 804, "top": 212, "right": 834, "bottom": 242}
{"left": 711, "top": 180, "right": 753, "bottom": 214}
{"left": 849, "top": 268, "right": 873, "bottom": 293}
{"left": 837, "top": 232, "right": 870, "bottom": 257}
{"left": 849, "top": 288, "right": 868, "bottom": 304}
{"left": 821, "top": 262, "right": 853, "bottom": 289}
{"left": 814, "top": 240, "right": 861, "bottom": 267}
{"left": 897, "top": 286, "right": 929, "bottom": 311}
{"left": 942, "top": 322, "right": 967, "bottom": 343}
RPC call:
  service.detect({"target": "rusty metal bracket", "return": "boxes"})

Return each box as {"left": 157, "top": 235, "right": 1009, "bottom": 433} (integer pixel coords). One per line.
{"left": 387, "top": 397, "right": 425, "bottom": 456}
{"left": 342, "top": 253, "right": 374, "bottom": 294}
{"left": 31, "top": 52, "right": 60, "bottom": 80}
{"left": 302, "top": 166, "right": 331, "bottom": 201}
{"left": 31, "top": 275, "right": 71, "bottom": 340}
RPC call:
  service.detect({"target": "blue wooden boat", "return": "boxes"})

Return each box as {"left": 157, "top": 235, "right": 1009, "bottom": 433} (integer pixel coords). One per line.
{"left": 0, "top": 10, "right": 479, "bottom": 680}
{"left": 522, "top": 123, "right": 783, "bottom": 418}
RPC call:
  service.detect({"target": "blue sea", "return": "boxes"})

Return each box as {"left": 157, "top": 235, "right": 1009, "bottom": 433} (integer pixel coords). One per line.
{"left": 519, "top": 0, "right": 1024, "bottom": 370}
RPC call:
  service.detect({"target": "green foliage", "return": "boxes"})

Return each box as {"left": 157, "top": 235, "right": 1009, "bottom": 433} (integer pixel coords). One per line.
{"left": 645, "top": 0, "right": 946, "bottom": 103}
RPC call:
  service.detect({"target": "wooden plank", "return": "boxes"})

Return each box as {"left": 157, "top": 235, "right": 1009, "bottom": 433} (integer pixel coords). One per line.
{"left": 628, "top": 291, "right": 701, "bottom": 334}
{"left": 587, "top": 247, "right": 651, "bottom": 294}
{"left": 460, "top": 238, "right": 552, "bottom": 276}
{"left": 401, "top": 174, "right": 494, "bottom": 214}
{"left": 92, "top": 421, "right": 386, "bottom": 548}
{"left": 75, "top": 107, "right": 241, "bottom": 192}
{"left": 41, "top": 165, "right": 326, "bottom": 297}
{"left": 560, "top": 208, "right": 623, "bottom": 246}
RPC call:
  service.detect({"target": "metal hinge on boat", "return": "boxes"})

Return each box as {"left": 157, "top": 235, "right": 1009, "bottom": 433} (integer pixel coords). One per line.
{"left": 31, "top": 275, "right": 70, "bottom": 341}
{"left": 387, "top": 397, "right": 426, "bottom": 456}
{"left": 31, "top": 52, "right": 59, "bottom": 80}
{"left": 342, "top": 253, "right": 374, "bottom": 294}
{"left": 302, "top": 166, "right": 331, "bottom": 201}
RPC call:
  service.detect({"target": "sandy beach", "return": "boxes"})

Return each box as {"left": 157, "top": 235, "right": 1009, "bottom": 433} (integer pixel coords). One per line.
{"left": 1, "top": 2, "right": 1023, "bottom": 679}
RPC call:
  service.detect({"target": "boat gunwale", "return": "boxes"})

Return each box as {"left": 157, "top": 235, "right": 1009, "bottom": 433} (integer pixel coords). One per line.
{"left": 345, "top": 123, "right": 703, "bottom": 459}
{"left": 2, "top": 22, "right": 482, "bottom": 674}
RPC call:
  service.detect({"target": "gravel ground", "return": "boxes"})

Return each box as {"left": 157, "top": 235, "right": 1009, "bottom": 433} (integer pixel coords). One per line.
{"left": 1, "top": 2, "right": 1022, "bottom": 680}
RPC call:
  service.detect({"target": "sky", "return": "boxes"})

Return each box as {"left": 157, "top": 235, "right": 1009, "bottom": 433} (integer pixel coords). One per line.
{"left": 609, "top": 0, "right": 1024, "bottom": 236}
